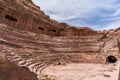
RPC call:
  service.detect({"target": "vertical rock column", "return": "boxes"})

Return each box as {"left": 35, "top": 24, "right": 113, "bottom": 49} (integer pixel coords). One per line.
{"left": 0, "top": 4, "right": 8, "bottom": 23}
{"left": 18, "top": 13, "right": 28, "bottom": 30}
{"left": 25, "top": 14, "right": 33, "bottom": 31}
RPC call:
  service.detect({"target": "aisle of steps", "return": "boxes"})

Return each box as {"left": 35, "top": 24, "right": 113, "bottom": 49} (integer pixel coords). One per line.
{"left": 0, "top": 49, "right": 49, "bottom": 80}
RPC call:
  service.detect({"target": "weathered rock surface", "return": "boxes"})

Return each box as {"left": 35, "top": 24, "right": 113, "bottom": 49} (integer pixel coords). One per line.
{"left": 0, "top": 0, "right": 104, "bottom": 37}
{"left": 0, "top": 54, "right": 38, "bottom": 80}
{"left": 0, "top": 0, "right": 120, "bottom": 80}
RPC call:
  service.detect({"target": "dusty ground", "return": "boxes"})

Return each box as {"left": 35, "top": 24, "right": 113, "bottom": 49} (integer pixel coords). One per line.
{"left": 41, "top": 62, "right": 119, "bottom": 80}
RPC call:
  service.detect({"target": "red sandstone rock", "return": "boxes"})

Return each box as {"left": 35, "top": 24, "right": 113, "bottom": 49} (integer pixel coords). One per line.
{"left": 0, "top": 56, "right": 38, "bottom": 80}
{"left": 0, "top": 0, "right": 105, "bottom": 37}
{"left": 0, "top": 0, "right": 120, "bottom": 80}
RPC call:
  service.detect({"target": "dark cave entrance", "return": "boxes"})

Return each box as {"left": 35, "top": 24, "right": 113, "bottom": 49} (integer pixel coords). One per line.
{"left": 51, "top": 29, "right": 56, "bottom": 32}
{"left": 38, "top": 27, "right": 44, "bottom": 31}
{"left": 5, "top": 15, "right": 18, "bottom": 22}
{"left": 106, "top": 55, "right": 117, "bottom": 63}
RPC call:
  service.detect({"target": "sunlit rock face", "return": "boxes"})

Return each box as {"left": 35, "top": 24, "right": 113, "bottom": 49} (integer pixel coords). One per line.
{"left": 0, "top": 0, "right": 104, "bottom": 36}
{"left": 0, "top": 0, "right": 120, "bottom": 80}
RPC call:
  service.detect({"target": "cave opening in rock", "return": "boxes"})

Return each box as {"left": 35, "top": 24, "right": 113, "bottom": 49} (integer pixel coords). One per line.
{"left": 51, "top": 29, "right": 56, "bottom": 32}
{"left": 5, "top": 14, "right": 18, "bottom": 22}
{"left": 38, "top": 27, "right": 44, "bottom": 31}
{"left": 106, "top": 55, "right": 117, "bottom": 63}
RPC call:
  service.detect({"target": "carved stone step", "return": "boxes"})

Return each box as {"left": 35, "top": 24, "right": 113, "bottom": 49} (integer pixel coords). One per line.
{"left": 11, "top": 57, "right": 23, "bottom": 62}
{"left": 36, "top": 64, "right": 47, "bottom": 74}
{"left": 17, "top": 60, "right": 26, "bottom": 66}
{"left": 27, "top": 62, "right": 43, "bottom": 72}
{"left": 36, "top": 65, "right": 50, "bottom": 79}
{"left": 6, "top": 56, "right": 21, "bottom": 61}
{"left": 25, "top": 60, "right": 40, "bottom": 67}
{"left": 26, "top": 59, "right": 41, "bottom": 63}
{"left": 33, "top": 63, "right": 46, "bottom": 73}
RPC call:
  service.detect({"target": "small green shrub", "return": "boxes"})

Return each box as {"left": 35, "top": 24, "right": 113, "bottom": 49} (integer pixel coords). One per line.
{"left": 41, "top": 75, "right": 55, "bottom": 80}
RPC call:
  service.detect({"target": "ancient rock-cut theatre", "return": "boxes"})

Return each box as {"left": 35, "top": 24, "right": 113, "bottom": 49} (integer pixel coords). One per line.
{"left": 0, "top": 0, "right": 120, "bottom": 80}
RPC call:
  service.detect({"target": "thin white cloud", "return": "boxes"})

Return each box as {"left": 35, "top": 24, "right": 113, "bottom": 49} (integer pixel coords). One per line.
{"left": 32, "top": 0, "right": 120, "bottom": 30}
{"left": 102, "top": 21, "right": 120, "bottom": 30}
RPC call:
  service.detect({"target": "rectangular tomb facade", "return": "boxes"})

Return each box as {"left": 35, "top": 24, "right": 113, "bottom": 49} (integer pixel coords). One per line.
{"left": 0, "top": 4, "right": 62, "bottom": 36}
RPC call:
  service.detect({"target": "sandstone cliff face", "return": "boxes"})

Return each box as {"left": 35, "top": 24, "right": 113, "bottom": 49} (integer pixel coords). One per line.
{"left": 0, "top": 0, "right": 66, "bottom": 36}
{"left": 0, "top": 0, "right": 120, "bottom": 80}
{"left": 60, "top": 27, "right": 103, "bottom": 36}
{"left": 0, "top": 0, "right": 103, "bottom": 37}
{"left": 0, "top": 53, "right": 38, "bottom": 80}
{"left": 0, "top": 23, "right": 119, "bottom": 80}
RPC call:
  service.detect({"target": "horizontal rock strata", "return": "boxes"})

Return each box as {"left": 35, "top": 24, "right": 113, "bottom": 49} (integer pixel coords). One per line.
{"left": 0, "top": 0, "right": 120, "bottom": 80}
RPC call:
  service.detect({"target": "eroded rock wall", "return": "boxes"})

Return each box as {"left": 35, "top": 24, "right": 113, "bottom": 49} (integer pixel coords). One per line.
{"left": 0, "top": 0, "right": 65, "bottom": 36}
{"left": 0, "top": 0, "right": 104, "bottom": 37}
{"left": 0, "top": 0, "right": 120, "bottom": 80}
{"left": 0, "top": 53, "right": 38, "bottom": 80}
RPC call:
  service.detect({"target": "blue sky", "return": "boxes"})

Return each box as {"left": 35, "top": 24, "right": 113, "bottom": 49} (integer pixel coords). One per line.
{"left": 32, "top": 0, "right": 120, "bottom": 30}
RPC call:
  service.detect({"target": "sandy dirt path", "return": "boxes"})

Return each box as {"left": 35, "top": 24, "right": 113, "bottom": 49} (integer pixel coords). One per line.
{"left": 41, "top": 62, "right": 120, "bottom": 80}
